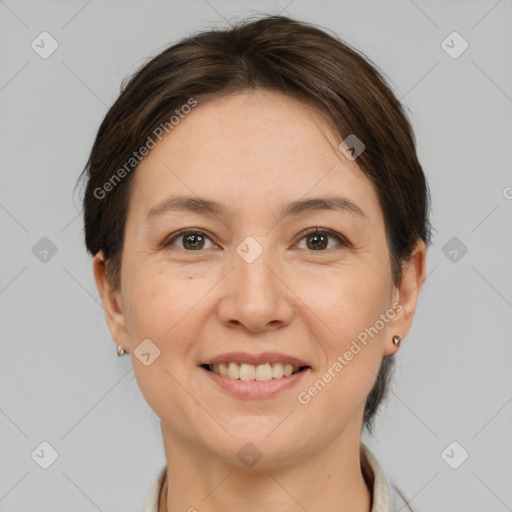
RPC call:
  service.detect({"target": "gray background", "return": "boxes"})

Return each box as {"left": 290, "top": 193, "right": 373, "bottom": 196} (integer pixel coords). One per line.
{"left": 1, "top": 0, "right": 511, "bottom": 511}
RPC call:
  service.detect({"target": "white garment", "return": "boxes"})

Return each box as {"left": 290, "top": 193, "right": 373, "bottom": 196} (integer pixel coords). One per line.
{"left": 141, "top": 442, "right": 414, "bottom": 512}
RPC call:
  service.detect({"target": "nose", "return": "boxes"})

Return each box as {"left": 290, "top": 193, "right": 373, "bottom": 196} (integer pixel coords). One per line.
{"left": 216, "top": 243, "right": 294, "bottom": 333}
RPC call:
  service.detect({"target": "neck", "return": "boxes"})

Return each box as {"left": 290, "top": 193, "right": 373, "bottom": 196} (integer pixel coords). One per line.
{"left": 158, "top": 421, "right": 372, "bottom": 512}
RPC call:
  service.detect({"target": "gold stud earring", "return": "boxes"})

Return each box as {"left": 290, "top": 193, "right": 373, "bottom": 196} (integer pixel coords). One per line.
{"left": 117, "top": 345, "right": 127, "bottom": 356}
{"left": 392, "top": 335, "right": 402, "bottom": 347}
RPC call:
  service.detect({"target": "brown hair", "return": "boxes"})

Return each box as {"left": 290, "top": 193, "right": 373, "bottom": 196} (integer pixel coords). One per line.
{"left": 77, "top": 14, "right": 432, "bottom": 433}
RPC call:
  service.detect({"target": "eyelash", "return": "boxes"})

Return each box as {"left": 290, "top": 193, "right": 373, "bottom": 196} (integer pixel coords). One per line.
{"left": 161, "top": 228, "right": 350, "bottom": 252}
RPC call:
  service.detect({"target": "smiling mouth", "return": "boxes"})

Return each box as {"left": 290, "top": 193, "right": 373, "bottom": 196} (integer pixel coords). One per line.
{"left": 201, "top": 362, "right": 310, "bottom": 381}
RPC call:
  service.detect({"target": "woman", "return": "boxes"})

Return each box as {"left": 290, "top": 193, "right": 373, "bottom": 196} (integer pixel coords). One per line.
{"left": 78, "top": 14, "right": 431, "bottom": 512}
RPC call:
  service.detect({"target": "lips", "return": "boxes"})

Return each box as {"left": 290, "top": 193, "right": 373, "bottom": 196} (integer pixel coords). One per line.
{"left": 206, "top": 361, "right": 304, "bottom": 381}
{"left": 200, "top": 363, "right": 310, "bottom": 398}
{"left": 200, "top": 352, "right": 311, "bottom": 386}
{"left": 200, "top": 351, "right": 310, "bottom": 368}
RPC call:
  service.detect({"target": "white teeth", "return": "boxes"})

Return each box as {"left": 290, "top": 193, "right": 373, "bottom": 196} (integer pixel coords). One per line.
{"left": 207, "top": 362, "right": 304, "bottom": 380}
{"left": 283, "top": 363, "right": 293, "bottom": 377}
{"left": 255, "top": 363, "right": 273, "bottom": 381}
{"left": 239, "top": 363, "right": 256, "bottom": 381}
{"left": 272, "top": 363, "right": 284, "bottom": 379}
{"left": 227, "top": 362, "right": 239, "bottom": 379}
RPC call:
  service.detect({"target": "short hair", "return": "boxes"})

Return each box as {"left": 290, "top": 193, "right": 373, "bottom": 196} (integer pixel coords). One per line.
{"left": 78, "top": 14, "right": 432, "bottom": 433}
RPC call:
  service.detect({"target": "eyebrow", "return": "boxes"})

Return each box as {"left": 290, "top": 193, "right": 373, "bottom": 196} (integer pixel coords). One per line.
{"left": 145, "top": 195, "right": 366, "bottom": 222}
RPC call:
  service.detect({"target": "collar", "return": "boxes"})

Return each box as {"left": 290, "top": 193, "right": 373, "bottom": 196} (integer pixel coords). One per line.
{"left": 360, "top": 442, "right": 389, "bottom": 511}
{"left": 141, "top": 442, "right": 390, "bottom": 512}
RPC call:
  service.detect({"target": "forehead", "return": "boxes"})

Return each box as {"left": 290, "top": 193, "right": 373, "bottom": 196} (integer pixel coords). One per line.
{"left": 128, "top": 90, "right": 382, "bottom": 226}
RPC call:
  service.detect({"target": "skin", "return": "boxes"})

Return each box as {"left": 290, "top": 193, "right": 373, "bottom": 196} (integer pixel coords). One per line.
{"left": 93, "top": 89, "right": 426, "bottom": 512}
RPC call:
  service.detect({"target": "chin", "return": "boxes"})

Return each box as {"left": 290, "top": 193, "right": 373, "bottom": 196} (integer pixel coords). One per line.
{"left": 208, "top": 422, "right": 308, "bottom": 468}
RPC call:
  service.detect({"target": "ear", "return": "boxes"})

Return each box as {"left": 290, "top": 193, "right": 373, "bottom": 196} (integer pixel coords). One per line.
{"left": 92, "top": 251, "right": 129, "bottom": 352}
{"left": 384, "top": 239, "right": 427, "bottom": 355}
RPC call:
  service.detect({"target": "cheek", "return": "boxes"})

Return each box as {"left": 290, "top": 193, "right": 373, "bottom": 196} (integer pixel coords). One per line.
{"left": 124, "top": 258, "right": 182, "bottom": 327}
{"left": 123, "top": 269, "right": 204, "bottom": 421}
{"left": 123, "top": 263, "right": 214, "bottom": 363}
{"left": 298, "top": 264, "right": 390, "bottom": 403}
{"left": 306, "top": 264, "right": 391, "bottom": 346}
{"left": 297, "top": 282, "right": 387, "bottom": 420}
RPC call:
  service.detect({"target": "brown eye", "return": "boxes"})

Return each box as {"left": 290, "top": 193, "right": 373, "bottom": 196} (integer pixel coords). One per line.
{"left": 182, "top": 233, "right": 205, "bottom": 250}
{"left": 297, "top": 229, "right": 348, "bottom": 251}
{"left": 163, "top": 230, "right": 216, "bottom": 251}
{"left": 306, "top": 232, "right": 328, "bottom": 250}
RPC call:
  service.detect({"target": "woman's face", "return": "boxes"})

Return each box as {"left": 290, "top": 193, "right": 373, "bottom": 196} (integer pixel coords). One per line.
{"left": 95, "top": 89, "right": 425, "bottom": 467}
